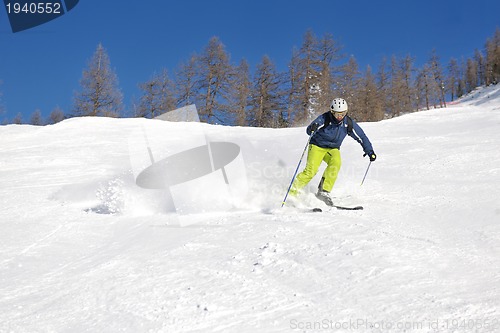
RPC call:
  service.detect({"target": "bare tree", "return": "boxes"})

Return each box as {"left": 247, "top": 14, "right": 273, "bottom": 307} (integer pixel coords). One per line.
{"left": 485, "top": 28, "right": 500, "bottom": 85}
{"left": 137, "top": 69, "right": 175, "bottom": 118}
{"left": 197, "top": 37, "right": 233, "bottom": 124}
{"left": 400, "top": 55, "right": 416, "bottom": 113}
{"left": 465, "top": 58, "right": 479, "bottom": 94}
{"left": 250, "top": 55, "right": 285, "bottom": 128}
{"left": 13, "top": 112, "right": 23, "bottom": 124}
{"left": 289, "top": 30, "right": 343, "bottom": 124}
{"left": 297, "top": 30, "right": 319, "bottom": 122}
{"left": 428, "top": 50, "right": 446, "bottom": 108}
{"left": 446, "top": 58, "right": 461, "bottom": 101}
{"left": 73, "top": 43, "right": 124, "bottom": 117}
{"left": 47, "top": 106, "right": 65, "bottom": 124}
{"left": 416, "top": 64, "right": 435, "bottom": 110}
{"left": 337, "top": 55, "right": 361, "bottom": 119}
{"left": 358, "top": 65, "right": 383, "bottom": 121}
{"left": 229, "top": 59, "right": 251, "bottom": 126}
{"left": 286, "top": 48, "right": 302, "bottom": 124}
{"left": 175, "top": 55, "right": 199, "bottom": 107}
{"left": 315, "top": 33, "right": 343, "bottom": 114}
{"left": 387, "top": 55, "right": 415, "bottom": 117}
{"left": 474, "top": 49, "right": 487, "bottom": 86}
{"left": 376, "top": 57, "right": 390, "bottom": 118}
{"left": 30, "top": 109, "right": 43, "bottom": 125}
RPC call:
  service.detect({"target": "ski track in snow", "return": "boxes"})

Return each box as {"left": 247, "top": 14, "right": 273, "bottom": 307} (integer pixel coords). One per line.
{"left": 1, "top": 85, "right": 500, "bottom": 332}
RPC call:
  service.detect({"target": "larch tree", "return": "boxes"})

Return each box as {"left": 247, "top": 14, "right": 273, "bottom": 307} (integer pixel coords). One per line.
{"left": 358, "top": 65, "right": 383, "bottom": 121}
{"left": 289, "top": 30, "right": 342, "bottom": 124}
{"left": 13, "top": 112, "right": 23, "bottom": 124}
{"left": 447, "top": 58, "right": 461, "bottom": 101}
{"left": 175, "top": 55, "right": 199, "bottom": 108}
{"left": 137, "top": 69, "right": 176, "bottom": 118}
{"left": 465, "top": 58, "right": 479, "bottom": 94}
{"left": 30, "top": 109, "right": 43, "bottom": 125}
{"left": 485, "top": 28, "right": 500, "bottom": 85}
{"left": 48, "top": 106, "right": 65, "bottom": 124}
{"left": 400, "top": 55, "right": 416, "bottom": 113}
{"left": 376, "top": 57, "right": 390, "bottom": 117}
{"left": 229, "top": 59, "right": 251, "bottom": 126}
{"left": 286, "top": 48, "right": 302, "bottom": 124}
{"left": 428, "top": 50, "right": 446, "bottom": 108}
{"left": 250, "top": 55, "right": 285, "bottom": 128}
{"left": 337, "top": 55, "right": 361, "bottom": 120}
{"left": 388, "top": 55, "right": 414, "bottom": 117}
{"left": 315, "top": 33, "right": 343, "bottom": 115}
{"left": 197, "top": 37, "right": 233, "bottom": 124}
{"left": 474, "top": 49, "right": 487, "bottom": 86}
{"left": 297, "top": 30, "right": 320, "bottom": 123}
{"left": 73, "top": 43, "right": 124, "bottom": 117}
{"left": 416, "top": 64, "right": 434, "bottom": 110}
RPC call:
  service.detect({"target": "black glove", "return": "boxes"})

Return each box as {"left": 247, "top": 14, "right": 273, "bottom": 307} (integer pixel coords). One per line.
{"left": 364, "top": 151, "right": 377, "bottom": 161}
{"left": 310, "top": 122, "right": 320, "bottom": 132}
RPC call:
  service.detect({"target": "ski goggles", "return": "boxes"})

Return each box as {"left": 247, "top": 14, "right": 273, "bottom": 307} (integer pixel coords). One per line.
{"left": 332, "top": 111, "right": 347, "bottom": 118}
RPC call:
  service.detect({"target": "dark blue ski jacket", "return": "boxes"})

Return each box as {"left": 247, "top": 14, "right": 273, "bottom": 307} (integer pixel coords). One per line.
{"left": 306, "top": 112, "right": 374, "bottom": 154}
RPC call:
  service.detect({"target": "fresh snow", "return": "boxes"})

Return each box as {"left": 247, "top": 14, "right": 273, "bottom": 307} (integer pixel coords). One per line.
{"left": 1, "top": 85, "right": 500, "bottom": 332}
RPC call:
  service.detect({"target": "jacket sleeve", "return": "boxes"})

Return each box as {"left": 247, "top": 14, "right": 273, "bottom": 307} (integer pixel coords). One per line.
{"left": 306, "top": 114, "right": 326, "bottom": 135}
{"left": 350, "top": 121, "right": 374, "bottom": 153}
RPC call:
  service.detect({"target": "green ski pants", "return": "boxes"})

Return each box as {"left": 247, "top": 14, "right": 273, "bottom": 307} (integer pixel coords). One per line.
{"left": 290, "top": 144, "right": 341, "bottom": 196}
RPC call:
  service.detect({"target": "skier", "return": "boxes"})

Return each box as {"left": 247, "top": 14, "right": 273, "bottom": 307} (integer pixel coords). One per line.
{"left": 289, "top": 98, "right": 376, "bottom": 206}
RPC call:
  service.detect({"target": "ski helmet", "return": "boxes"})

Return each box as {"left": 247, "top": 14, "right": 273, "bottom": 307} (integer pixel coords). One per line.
{"left": 330, "top": 98, "right": 348, "bottom": 112}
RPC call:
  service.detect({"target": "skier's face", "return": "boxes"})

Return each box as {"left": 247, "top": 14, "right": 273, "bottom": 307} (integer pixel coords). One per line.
{"left": 333, "top": 111, "right": 347, "bottom": 121}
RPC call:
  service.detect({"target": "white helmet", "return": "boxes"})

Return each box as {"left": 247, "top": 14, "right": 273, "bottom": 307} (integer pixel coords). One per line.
{"left": 330, "top": 98, "right": 348, "bottom": 112}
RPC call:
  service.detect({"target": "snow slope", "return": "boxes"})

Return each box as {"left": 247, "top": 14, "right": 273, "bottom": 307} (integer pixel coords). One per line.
{"left": 1, "top": 85, "right": 500, "bottom": 333}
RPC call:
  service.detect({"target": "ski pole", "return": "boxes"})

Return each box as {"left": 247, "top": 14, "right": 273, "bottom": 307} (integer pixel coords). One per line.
{"left": 281, "top": 132, "right": 314, "bottom": 207}
{"left": 360, "top": 161, "right": 372, "bottom": 186}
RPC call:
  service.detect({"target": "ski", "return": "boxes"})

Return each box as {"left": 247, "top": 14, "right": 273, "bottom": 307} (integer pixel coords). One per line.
{"left": 314, "top": 193, "right": 363, "bottom": 211}
{"left": 333, "top": 205, "right": 363, "bottom": 211}
{"left": 310, "top": 205, "right": 363, "bottom": 212}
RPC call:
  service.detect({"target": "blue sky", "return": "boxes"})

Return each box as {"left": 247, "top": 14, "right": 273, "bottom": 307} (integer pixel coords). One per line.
{"left": 1, "top": 0, "right": 499, "bottom": 123}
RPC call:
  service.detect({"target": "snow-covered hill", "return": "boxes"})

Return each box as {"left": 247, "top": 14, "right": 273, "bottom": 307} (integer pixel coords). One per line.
{"left": 1, "top": 85, "right": 500, "bottom": 332}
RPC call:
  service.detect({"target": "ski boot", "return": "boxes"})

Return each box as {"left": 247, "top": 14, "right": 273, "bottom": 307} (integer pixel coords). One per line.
{"left": 316, "top": 189, "right": 333, "bottom": 206}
